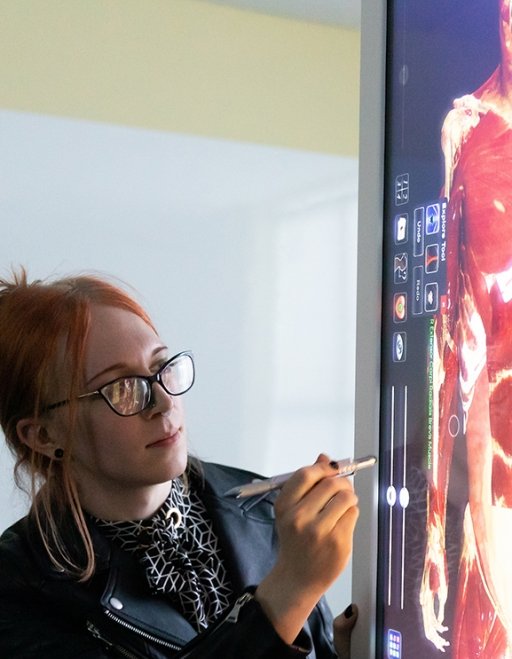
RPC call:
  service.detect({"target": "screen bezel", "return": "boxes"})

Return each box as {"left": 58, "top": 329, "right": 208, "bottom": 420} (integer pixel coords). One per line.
{"left": 352, "top": 0, "right": 386, "bottom": 656}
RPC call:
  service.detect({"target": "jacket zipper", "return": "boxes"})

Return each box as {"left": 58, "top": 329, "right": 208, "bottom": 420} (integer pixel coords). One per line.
{"left": 88, "top": 593, "right": 253, "bottom": 657}
{"left": 87, "top": 620, "right": 141, "bottom": 658}
{"left": 104, "top": 610, "right": 183, "bottom": 650}
{"left": 87, "top": 613, "right": 182, "bottom": 654}
{"left": 171, "top": 593, "right": 256, "bottom": 659}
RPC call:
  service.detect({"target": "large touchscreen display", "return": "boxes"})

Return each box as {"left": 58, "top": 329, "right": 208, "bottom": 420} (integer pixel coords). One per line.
{"left": 378, "top": 2, "right": 512, "bottom": 657}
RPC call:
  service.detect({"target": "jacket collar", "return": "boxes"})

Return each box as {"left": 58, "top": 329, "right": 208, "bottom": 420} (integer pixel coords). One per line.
{"left": 25, "top": 461, "right": 277, "bottom": 587}
{"left": 12, "top": 462, "right": 280, "bottom": 651}
{"left": 198, "top": 462, "right": 278, "bottom": 593}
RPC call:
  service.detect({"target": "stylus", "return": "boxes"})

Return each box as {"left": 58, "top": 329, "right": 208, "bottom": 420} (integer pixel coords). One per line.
{"left": 224, "top": 454, "right": 377, "bottom": 498}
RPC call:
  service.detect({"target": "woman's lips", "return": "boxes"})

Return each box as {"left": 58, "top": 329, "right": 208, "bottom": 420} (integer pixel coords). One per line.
{"left": 146, "top": 428, "right": 181, "bottom": 448}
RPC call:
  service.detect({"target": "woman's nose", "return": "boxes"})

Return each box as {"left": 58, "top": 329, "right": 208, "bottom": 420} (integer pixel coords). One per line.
{"left": 145, "top": 382, "right": 174, "bottom": 416}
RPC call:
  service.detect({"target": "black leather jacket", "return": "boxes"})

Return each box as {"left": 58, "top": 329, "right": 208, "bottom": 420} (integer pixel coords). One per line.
{"left": 0, "top": 462, "right": 338, "bottom": 658}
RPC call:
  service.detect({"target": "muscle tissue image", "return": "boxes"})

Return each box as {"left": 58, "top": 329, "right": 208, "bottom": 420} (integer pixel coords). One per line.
{"left": 420, "top": 1, "right": 512, "bottom": 655}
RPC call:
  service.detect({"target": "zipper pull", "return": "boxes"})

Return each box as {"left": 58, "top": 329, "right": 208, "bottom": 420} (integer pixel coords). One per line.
{"left": 86, "top": 621, "right": 114, "bottom": 648}
{"left": 225, "top": 592, "right": 255, "bottom": 623}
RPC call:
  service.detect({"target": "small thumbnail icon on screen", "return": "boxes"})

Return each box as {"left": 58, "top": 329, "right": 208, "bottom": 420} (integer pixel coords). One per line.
{"left": 426, "top": 203, "right": 440, "bottom": 234}
{"left": 393, "top": 293, "right": 407, "bottom": 322}
{"left": 395, "top": 214, "right": 408, "bottom": 244}
{"left": 387, "top": 629, "right": 402, "bottom": 658}
{"left": 412, "top": 265, "right": 424, "bottom": 315}
{"left": 425, "top": 243, "right": 439, "bottom": 273}
{"left": 395, "top": 173, "right": 409, "bottom": 205}
{"left": 424, "top": 282, "right": 439, "bottom": 313}
{"left": 393, "top": 332, "right": 406, "bottom": 362}
{"left": 394, "top": 253, "right": 408, "bottom": 283}
{"left": 413, "top": 206, "right": 425, "bottom": 256}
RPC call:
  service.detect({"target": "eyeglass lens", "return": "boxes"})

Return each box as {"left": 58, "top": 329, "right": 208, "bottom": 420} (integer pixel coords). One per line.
{"left": 101, "top": 353, "right": 194, "bottom": 416}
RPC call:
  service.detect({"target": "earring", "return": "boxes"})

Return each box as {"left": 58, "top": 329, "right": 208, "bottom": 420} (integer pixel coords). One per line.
{"left": 54, "top": 448, "right": 64, "bottom": 459}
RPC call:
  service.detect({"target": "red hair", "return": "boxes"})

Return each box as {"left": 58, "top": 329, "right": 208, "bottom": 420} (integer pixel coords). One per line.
{"left": 0, "top": 268, "right": 155, "bottom": 579}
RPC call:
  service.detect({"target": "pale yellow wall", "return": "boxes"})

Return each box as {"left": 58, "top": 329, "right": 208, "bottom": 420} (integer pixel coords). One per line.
{"left": 0, "top": 0, "right": 360, "bottom": 156}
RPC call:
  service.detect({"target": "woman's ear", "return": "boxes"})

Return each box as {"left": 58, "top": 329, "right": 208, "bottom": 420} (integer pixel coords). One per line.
{"left": 16, "top": 418, "right": 56, "bottom": 459}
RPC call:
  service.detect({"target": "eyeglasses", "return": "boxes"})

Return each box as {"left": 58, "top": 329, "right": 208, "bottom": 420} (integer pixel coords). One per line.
{"left": 45, "top": 351, "right": 195, "bottom": 417}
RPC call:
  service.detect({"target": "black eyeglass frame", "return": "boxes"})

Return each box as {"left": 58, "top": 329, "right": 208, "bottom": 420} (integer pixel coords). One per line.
{"left": 44, "top": 350, "right": 195, "bottom": 417}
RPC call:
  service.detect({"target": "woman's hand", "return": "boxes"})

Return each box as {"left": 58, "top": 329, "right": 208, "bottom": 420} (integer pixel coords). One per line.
{"left": 255, "top": 454, "right": 359, "bottom": 645}
{"left": 334, "top": 603, "right": 358, "bottom": 659}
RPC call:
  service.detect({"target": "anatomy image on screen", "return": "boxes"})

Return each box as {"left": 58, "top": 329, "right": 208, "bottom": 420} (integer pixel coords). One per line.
{"left": 420, "top": 1, "right": 512, "bottom": 655}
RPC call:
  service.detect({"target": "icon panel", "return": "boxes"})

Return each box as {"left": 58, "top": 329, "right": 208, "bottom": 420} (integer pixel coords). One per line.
{"left": 387, "top": 629, "right": 402, "bottom": 658}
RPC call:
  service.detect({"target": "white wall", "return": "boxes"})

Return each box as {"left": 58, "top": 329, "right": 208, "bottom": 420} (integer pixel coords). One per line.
{"left": 0, "top": 108, "right": 358, "bottom": 610}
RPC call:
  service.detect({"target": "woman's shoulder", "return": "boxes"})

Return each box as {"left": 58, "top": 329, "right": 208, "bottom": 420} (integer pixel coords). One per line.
{"left": 201, "top": 460, "right": 265, "bottom": 483}
{"left": 0, "top": 515, "right": 31, "bottom": 555}
{"left": 0, "top": 515, "right": 39, "bottom": 593}
{"left": 196, "top": 460, "right": 266, "bottom": 496}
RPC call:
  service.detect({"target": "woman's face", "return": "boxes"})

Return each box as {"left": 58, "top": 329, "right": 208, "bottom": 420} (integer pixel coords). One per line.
{"left": 53, "top": 304, "right": 189, "bottom": 518}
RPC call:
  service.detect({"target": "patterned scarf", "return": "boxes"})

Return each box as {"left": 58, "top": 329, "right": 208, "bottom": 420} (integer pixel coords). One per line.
{"left": 94, "top": 478, "right": 233, "bottom": 631}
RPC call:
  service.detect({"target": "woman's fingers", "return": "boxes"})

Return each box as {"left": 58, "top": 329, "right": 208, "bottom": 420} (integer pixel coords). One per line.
{"left": 276, "top": 455, "right": 353, "bottom": 506}
{"left": 271, "top": 455, "right": 360, "bottom": 589}
{"left": 255, "top": 455, "right": 361, "bottom": 644}
{"left": 275, "top": 458, "right": 358, "bottom": 528}
{"left": 334, "top": 604, "right": 359, "bottom": 659}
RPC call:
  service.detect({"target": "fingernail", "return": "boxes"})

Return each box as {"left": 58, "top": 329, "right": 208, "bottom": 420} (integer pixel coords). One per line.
{"left": 343, "top": 603, "right": 354, "bottom": 619}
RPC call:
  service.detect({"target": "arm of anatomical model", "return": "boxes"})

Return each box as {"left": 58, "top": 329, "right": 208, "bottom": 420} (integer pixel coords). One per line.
{"left": 419, "top": 185, "right": 463, "bottom": 651}
{"left": 465, "top": 364, "right": 507, "bottom": 631}
{"left": 419, "top": 316, "right": 458, "bottom": 652}
{"left": 440, "top": 89, "right": 492, "bottom": 199}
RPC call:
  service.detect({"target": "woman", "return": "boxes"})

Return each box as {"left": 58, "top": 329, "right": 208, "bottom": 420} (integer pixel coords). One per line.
{"left": 0, "top": 269, "right": 359, "bottom": 658}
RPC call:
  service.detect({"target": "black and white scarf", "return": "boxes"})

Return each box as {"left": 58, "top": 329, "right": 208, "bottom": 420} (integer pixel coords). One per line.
{"left": 95, "top": 478, "right": 233, "bottom": 631}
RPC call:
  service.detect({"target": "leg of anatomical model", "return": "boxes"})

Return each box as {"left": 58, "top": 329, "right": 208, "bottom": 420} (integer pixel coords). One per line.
{"left": 452, "top": 507, "right": 509, "bottom": 657}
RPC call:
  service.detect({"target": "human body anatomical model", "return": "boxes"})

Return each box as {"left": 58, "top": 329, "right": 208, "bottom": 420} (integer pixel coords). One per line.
{"left": 420, "top": 2, "right": 512, "bottom": 656}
